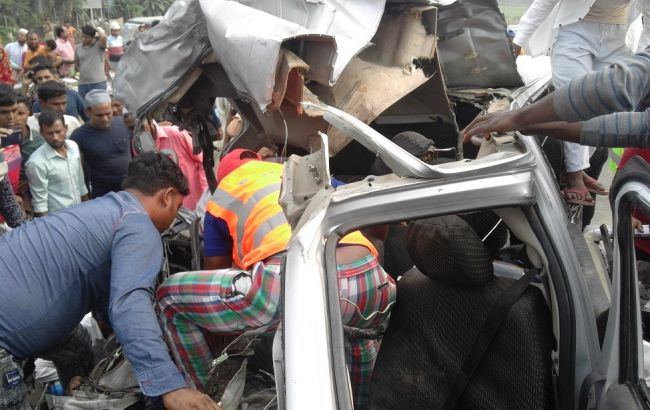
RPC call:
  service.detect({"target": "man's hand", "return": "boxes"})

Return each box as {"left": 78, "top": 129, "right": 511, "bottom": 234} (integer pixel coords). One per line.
{"left": 461, "top": 111, "right": 521, "bottom": 144}
{"left": 162, "top": 388, "right": 221, "bottom": 410}
{"left": 0, "top": 127, "right": 12, "bottom": 138}
{"left": 512, "top": 44, "right": 522, "bottom": 57}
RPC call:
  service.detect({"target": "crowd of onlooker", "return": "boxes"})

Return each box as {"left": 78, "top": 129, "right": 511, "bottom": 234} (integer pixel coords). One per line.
{"left": 0, "top": 16, "right": 212, "bottom": 232}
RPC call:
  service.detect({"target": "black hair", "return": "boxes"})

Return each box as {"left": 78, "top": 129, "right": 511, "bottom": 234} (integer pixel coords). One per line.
{"left": 0, "top": 83, "right": 17, "bottom": 107}
{"left": 45, "top": 39, "right": 57, "bottom": 50}
{"left": 37, "top": 80, "right": 66, "bottom": 102}
{"left": 122, "top": 152, "right": 189, "bottom": 196}
{"left": 37, "top": 111, "right": 65, "bottom": 129}
{"left": 54, "top": 26, "right": 65, "bottom": 38}
{"left": 151, "top": 20, "right": 160, "bottom": 27}
{"left": 16, "top": 95, "right": 32, "bottom": 110}
{"left": 32, "top": 64, "right": 56, "bottom": 76}
{"left": 81, "top": 25, "right": 97, "bottom": 38}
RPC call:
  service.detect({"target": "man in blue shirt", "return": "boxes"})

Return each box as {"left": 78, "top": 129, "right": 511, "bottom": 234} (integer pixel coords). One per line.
{"left": 0, "top": 152, "right": 219, "bottom": 410}
{"left": 71, "top": 90, "right": 132, "bottom": 198}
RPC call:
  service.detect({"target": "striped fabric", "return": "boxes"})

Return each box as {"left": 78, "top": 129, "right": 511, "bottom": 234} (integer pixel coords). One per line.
{"left": 157, "top": 253, "right": 396, "bottom": 408}
{"left": 553, "top": 49, "right": 650, "bottom": 147}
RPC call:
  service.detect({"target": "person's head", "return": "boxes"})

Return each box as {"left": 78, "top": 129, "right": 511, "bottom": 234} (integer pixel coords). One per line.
{"left": 81, "top": 25, "right": 97, "bottom": 46}
{"left": 15, "top": 96, "right": 31, "bottom": 129}
{"left": 137, "top": 24, "right": 145, "bottom": 33}
{"left": 27, "top": 32, "right": 40, "bottom": 51}
{"left": 55, "top": 26, "right": 68, "bottom": 40}
{"left": 38, "top": 111, "right": 67, "bottom": 150}
{"left": 122, "top": 152, "right": 189, "bottom": 232}
{"left": 109, "top": 21, "right": 120, "bottom": 37}
{"left": 111, "top": 97, "right": 124, "bottom": 116}
{"left": 217, "top": 149, "right": 261, "bottom": 181}
{"left": 85, "top": 90, "right": 113, "bottom": 128}
{"left": 32, "top": 64, "right": 57, "bottom": 84}
{"left": 64, "top": 21, "right": 72, "bottom": 28}
{"left": 0, "top": 83, "right": 18, "bottom": 129}
{"left": 391, "top": 131, "right": 438, "bottom": 164}
{"left": 45, "top": 39, "right": 57, "bottom": 52}
{"left": 17, "top": 28, "right": 28, "bottom": 45}
{"left": 43, "top": 16, "right": 51, "bottom": 23}
{"left": 38, "top": 81, "right": 67, "bottom": 114}
{"left": 123, "top": 112, "right": 136, "bottom": 136}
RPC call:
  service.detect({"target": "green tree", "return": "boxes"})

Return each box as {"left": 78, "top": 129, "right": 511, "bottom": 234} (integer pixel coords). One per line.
{"left": 141, "top": 0, "right": 172, "bottom": 16}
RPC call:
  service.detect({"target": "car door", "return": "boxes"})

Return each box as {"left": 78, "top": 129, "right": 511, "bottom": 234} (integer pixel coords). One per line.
{"left": 592, "top": 156, "right": 650, "bottom": 409}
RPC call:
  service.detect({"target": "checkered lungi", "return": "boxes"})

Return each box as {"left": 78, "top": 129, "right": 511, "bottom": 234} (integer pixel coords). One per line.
{"left": 156, "top": 252, "right": 395, "bottom": 408}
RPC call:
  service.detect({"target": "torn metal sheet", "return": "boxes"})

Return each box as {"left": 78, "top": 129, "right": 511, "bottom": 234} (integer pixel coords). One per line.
{"left": 115, "top": 0, "right": 387, "bottom": 115}
{"left": 113, "top": 0, "right": 211, "bottom": 116}
{"left": 198, "top": 0, "right": 386, "bottom": 112}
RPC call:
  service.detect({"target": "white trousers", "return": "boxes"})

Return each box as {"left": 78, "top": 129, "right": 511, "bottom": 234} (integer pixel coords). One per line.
{"left": 551, "top": 19, "right": 630, "bottom": 173}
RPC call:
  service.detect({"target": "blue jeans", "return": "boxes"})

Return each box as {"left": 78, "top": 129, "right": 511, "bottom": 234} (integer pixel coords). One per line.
{"left": 78, "top": 81, "right": 107, "bottom": 101}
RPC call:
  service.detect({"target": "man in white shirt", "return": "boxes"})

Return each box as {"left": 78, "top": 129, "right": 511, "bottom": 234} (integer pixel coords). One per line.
{"left": 107, "top": 21, "right": 124, "bottom": 72}
{"left": 4, "top": 29, "right": 28, "bottom": 82}
{"left": 25, "top": 112, "right": 88, "bottom": 216}
{"left": 513, "top": 0, "right": 648, "bottom": 207}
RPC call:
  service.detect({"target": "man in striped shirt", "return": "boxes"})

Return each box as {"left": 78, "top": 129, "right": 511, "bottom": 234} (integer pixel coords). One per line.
{"left": 461, "top": 48, "right": 650, "bottom": 148}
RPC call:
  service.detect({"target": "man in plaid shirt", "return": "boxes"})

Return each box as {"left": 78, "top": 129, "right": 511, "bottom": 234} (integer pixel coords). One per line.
{"left": 157, "top": 149, "right": 396, "bottom": 408}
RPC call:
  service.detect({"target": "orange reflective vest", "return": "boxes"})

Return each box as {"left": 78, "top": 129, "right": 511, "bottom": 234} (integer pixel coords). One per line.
{"left": 206, "top": 160, "right": 377, "bottom": 269}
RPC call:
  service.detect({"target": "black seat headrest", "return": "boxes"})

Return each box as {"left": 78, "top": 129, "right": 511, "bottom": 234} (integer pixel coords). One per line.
{"left": 406, "top": 215, "right": 494, "bottom": 286}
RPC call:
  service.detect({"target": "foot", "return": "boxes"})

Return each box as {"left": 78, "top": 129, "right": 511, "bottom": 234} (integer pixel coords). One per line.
{"left": 582, "top": 172, "right": 609, "bottom": 195}
{"left": 562, "top": 171, "right": 595, "bottom": 206}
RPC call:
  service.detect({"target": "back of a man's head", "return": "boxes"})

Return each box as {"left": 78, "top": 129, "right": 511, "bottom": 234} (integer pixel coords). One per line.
{"left": 0, "top": 83, "right": 17, "bottom": 107}
{"left": 38, "top": 80, "right": 66, "bottom": 102}
{"left": 122, "top": 152, "right": 190, "bottom": 196}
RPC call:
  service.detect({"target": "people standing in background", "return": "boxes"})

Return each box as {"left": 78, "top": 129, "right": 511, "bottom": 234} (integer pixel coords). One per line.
{"left": 30, "top": 64, "right": 88, "bottom": 122}
{"left": 54, "top": 26, "right": 75, "bottom": 77}
{"left": 107, "top": 22, "right": 124, "bottom": 72}
{"left": 71, "top": 90, "right": 132, "bottom": 198}
{"left": 0, "top": 46, "right": 15, "bottom": 85}
{"left": 5, "top": 29, "right": 28, "bottom": 82}
{"left": 512, "top": 0, "right": 647, "bottom": 208}
{"left": 44, "top": 40, "right": 63, "bottom": 70}
{"left": 42, "top": 16, "right": 55, "bottom": 41}
{"left": 63, "top": 21, "right": 77, "bottom": 48}
{"left": 22, "top": 32, "right": 48, "bottom": 72}
{"left": 74, "top": 26, "right": 107, "bottom": 100}
{"left": 0, "top": 83, "right": 25, "bottom": 230}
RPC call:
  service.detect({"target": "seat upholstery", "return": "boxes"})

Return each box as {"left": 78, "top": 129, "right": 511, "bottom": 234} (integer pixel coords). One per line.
{"left": 367, "top": 215, "right": 554, "bottom": 410}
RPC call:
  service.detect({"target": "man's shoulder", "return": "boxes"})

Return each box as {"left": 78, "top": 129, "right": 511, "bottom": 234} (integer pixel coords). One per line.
{"left": 64, "top": 114, "right": 81, "bottom": 127}
{"left": 70, "top": 123, "right": 92, "bottom": 140}
{"left": 26, "top": 143, "right": 50, "bottom": 166}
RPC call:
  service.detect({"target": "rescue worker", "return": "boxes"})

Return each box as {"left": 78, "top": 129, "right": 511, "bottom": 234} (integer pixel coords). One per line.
{"left": 157, "top": 149, "right": 396, "bottom": 408}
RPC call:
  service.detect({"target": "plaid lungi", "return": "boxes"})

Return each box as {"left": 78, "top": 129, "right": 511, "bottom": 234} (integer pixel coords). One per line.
{"left": 156, "top": 252, "right": 395, "bottom": 408}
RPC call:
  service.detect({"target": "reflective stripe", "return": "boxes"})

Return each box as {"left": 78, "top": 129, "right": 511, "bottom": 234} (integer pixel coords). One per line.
{"left": 252, "top": 210, "right": 289, "bottom": 250}
{"left": 608, "top": 147, "right": 623, "bottom": 171}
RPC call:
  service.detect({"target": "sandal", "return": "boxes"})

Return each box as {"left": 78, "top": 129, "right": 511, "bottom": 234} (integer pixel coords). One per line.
{"left": 561, "top": 188, "right": 596, "bottom": 206}
{"left": 583, "top": 175, "right": 609, "bottom": 196}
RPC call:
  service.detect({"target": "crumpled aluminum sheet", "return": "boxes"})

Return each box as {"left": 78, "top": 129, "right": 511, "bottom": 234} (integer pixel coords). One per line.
{"left": 113, "top": 0, "right": 211, "bottom": 116}
{"left": 114, "top": 0, "right": 387, "bottom": 115}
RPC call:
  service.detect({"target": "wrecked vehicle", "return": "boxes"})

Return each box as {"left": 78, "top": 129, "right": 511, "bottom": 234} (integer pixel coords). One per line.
{"left": 111, "top": 0, "right": 650, "bottom": 409}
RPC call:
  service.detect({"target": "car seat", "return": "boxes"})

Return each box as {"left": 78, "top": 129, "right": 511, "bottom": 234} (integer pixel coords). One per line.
{"left": 367, "top": 215, "right": 555, "bottom": 410}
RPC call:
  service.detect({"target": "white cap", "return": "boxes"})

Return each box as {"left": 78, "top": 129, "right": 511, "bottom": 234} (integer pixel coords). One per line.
{"left": 109, "top": 21, "right": 120, "bottom": 30}
{"left": 17, "top": 28, "right": 28, "bottom": 35}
